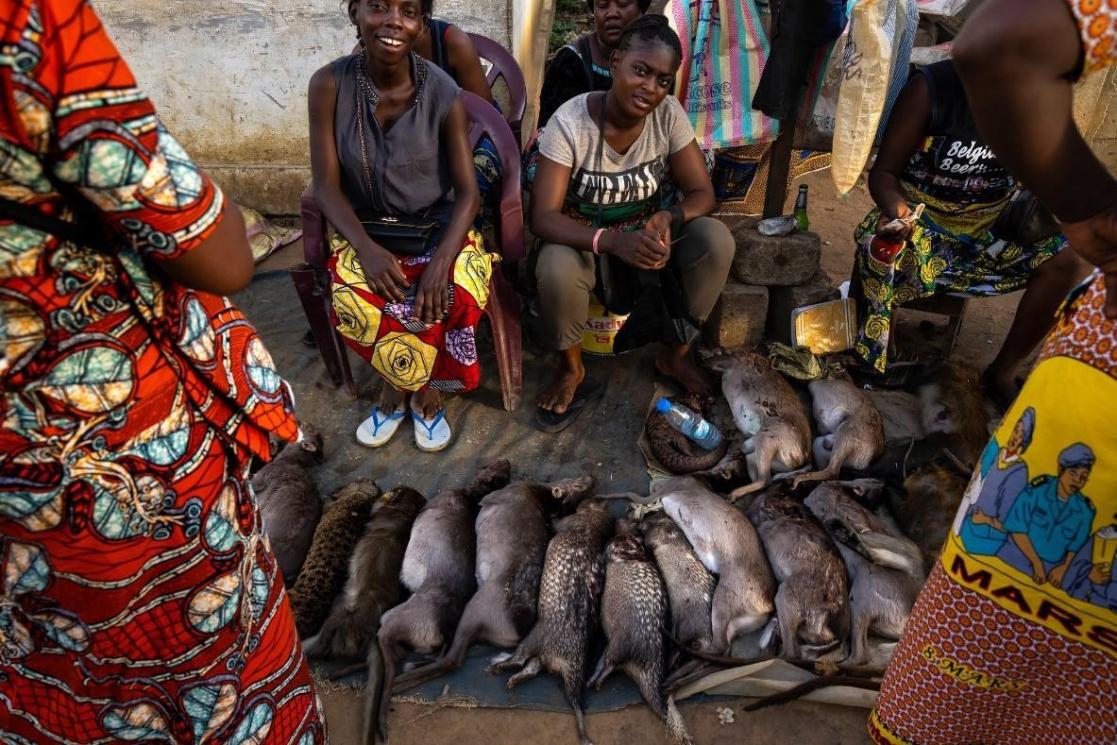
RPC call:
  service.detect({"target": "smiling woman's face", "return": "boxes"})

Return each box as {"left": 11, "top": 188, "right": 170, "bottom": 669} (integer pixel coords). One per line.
{"left": 351, "top": 0, "right": 425, "bottom": 64}
{"left": 609, "top": 40, "right": 678, "bottom": 119}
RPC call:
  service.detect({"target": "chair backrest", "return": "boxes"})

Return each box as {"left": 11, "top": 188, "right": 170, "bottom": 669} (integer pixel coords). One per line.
{"left": 467, "top": 32, "right": 526, "bottom": 147}
{"left": 460, "top": 90, "right": 525, "bottom": 264}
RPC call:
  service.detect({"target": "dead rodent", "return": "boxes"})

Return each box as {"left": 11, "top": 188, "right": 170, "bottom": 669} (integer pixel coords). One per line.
{"left": 792, "top": 378, "right": 884, "bottom": 488}
{"left": 376, "top": 461, "right": 512, "bottom": 741}
{"left": 897, "top": 461, "right": 968, "bottom": 573}
{"left": 393, "top": 473, "right": 596, "bottom": 693}
{"left": 287, "top": 479, "right": 381, "bottom": 638}
{"left": 917, "top": 363, "right": 991, "bottom": 467}
{"left": 492, "top": 499, "right": 615, "bottom": 745}
{"left": 252, "top": 424, "right": 324, "bottom": 584}
{"left": 305, "top": 485, "right": 426, "bottom": 657}
{"left": 653, "top": 476, "right": 776, "bottom": 652}
{"left": 712, "top": 351, "right": 812, "bottom": 499}
{"left": 640, "top": 512, "right": 715, "bottom": 657}
{"left": 589, "top": 534, "right": 692, "bottom": 745}
{"left": 645, "top": 392, "right": 729, "bottom": 474}
{"left": 804, "top": 482, "right": 922, "bottom": 665}
{"left": 745, "top": 489, "right": 850, "bottom": 661}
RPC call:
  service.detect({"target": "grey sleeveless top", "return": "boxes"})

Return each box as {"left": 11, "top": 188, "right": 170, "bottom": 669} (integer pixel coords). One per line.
{"left": 332, "top": 52, "right": 460, "bottom": 226}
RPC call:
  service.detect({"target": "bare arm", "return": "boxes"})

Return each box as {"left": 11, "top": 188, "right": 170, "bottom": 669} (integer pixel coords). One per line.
{"left": 159, "top": 202, "right": 254, "bottom": 295}
{"left": 953, "top": 0, "right": 1114, "bottom": 222}
{"left": 868, "top": 73, "right": 931, "bottom": 230}
{"left": 414, "top": 96, "right": 480, "bottom": 324}
{"left": 307, "top": 64, "right": 408, "bottom": 302}
{"left": 1012, "top": 533, "right": 1048, "bottom": 583}
{"left": 444, "top": 25, "right": 493, "bottom": 103}
{"left": 955, "top": 0, "right": 1117, "bottom": 317}
{"left": 530, "top": 154, "right": 666, "bottom": 269}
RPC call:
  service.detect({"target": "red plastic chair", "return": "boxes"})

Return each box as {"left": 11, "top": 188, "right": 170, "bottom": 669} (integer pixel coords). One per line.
{"left": 467, "top": 32, "right": 527, "bottom": 148}
{"left": 290, "top": 90, "right": 524, "bottom": 411}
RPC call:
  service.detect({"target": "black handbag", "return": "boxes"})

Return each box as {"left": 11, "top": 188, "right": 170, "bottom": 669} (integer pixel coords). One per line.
{"left": 354, "top": 57, "right": 440, "bottom": 256}
{"left": 993, "top": 190, "right": 1060, "bottom": 246}
{"left": 359, "top": 214, "right": 439, "bottom": 256}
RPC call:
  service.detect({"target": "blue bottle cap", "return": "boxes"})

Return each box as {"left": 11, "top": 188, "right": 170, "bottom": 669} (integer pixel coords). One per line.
{"left": 655, "top": 397, "right": 671, "bottom": 413}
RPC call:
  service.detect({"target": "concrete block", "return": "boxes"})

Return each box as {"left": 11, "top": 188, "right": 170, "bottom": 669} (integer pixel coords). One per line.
{"left": 730, "top": 221, "right": 822, "bottom": 287}
{"left": 765, "top": 271, "right": 841, "bottom": 344}
{"left": 704, "top": 282, "right": 769, "bottom": 349}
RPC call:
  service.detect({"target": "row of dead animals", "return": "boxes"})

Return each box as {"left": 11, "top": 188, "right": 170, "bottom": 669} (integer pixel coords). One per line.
{"left": 252, "top": 446, "right": 925, "bottom": 745}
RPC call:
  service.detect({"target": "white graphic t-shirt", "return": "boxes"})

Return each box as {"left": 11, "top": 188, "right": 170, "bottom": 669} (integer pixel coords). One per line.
{"left": 539, "top": 93, "right": 696, "bottom": 226}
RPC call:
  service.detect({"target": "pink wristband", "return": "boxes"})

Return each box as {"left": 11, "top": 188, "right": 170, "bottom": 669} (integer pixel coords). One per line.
{"left": 592, "top": 228, "right": 605, "bottom": 255}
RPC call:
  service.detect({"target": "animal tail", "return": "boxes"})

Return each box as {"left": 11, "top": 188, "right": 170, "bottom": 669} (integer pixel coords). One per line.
{"left": 597, "top": 491, "right": 658, "bottom": 504}
{"left": 727, "top": 480, "right": 766, "bottom": 501}
{"left": 361, "top": 640, "right": 384, "bottom": 745}
{"left": 665, "top": 695, "right": 694, "bottom": 745}
{"left": 855, "top": 531, "right": 924, "bottom": 578}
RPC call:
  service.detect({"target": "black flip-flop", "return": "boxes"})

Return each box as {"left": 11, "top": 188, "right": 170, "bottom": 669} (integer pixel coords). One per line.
{"left": 534, "top": 380, "right": 606, "bottom": 434}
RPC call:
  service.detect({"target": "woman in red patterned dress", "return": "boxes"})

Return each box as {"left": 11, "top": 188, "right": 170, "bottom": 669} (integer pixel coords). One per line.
{"left": 0, "top": 1, "right": 324, "bottom": 741}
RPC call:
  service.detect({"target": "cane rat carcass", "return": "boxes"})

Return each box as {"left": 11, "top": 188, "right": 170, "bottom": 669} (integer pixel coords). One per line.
{"left": 491, "top": 498, "right": 614, "bottom": 745}
{"left": 792, "top": 378, "right": 884, "bottom": 488}
{"left": 393, "top": 474, "right": 596, "bottom": 692}
{"left": 652, "top": 476, "right": 776, "bottom": 652}
{"left": 588, "top": 532, "right": 692, "bottom": 745}
{"left": 640, "top": 512, "right": 715, "bottom": 656}
{"left": 375, "top": 461, "right": 512, "bottom": 740}
{"left": 714, "top": 351, "right": 812, "bottom": 499}
{"left": 804, "top": 482, "right": 922, "bottom": 665}
{"left": 288, "top": 479, "right": 382, "bottom": 638}
{"left": 745, "top": 489, "right": 850, "bottom": 661}
{"left": 252, "top": 424, "right": 324, "bottom": 583}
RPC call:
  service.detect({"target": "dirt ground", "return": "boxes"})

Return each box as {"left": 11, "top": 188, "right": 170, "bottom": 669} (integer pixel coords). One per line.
{"left": 246, "top": 167, "right": 1024, "bottom": 745}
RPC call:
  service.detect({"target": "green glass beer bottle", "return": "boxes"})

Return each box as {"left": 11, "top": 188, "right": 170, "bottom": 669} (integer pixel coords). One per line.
{"left": 794, "top": 184, "right": 809, "bottom": 232}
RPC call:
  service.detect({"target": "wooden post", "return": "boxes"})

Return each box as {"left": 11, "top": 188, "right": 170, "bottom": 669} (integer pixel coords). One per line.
{"left": 762, "top": 89, "right": 801, "bottom": 219}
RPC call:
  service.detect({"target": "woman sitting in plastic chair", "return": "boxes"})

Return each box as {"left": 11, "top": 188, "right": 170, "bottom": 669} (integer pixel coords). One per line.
{"left": 307, "top": 0, "right": 496, "bottom": 451}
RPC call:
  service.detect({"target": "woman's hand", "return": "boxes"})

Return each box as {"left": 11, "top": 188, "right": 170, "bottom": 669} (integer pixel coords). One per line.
{"left": 414, "top": 253, "right": 455, "bottom": 325}
{"left": 876, "top": 202, "right": 914, "bottom": 242}
{"left": 357, "top": 244, "right": 409, "bottom": 303}
{"left": 604, "top": 229, "right": 669, "bottom": 270}
{"left": 644, "top": 210, "right": 673, "bottom": 247}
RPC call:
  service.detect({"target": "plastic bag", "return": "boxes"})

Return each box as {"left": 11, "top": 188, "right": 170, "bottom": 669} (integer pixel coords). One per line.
{"left": 915, "top": 0, "right": 969, "bottom": 16}
{"left": 667, "top": 0, "right": 780, "bottom": 149}
{"left": 831, "top": 0, "right": 918, "bottom": 194}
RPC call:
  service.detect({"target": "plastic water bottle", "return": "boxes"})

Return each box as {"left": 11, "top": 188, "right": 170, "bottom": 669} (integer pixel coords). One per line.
{"left": 655, "top": 398, "right": 723, "bottom": 451}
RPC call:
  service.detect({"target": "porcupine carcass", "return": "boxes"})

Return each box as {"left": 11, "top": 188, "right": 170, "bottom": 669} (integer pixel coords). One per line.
{"left": 375, "top": 461, "right": 513, "bottom": 741}
{"left": 491, "top": 498, "right": 614, "bottom": 745}
{"left": 645, "top": 392, "right": 729, "bottom": 474}
{"left": 392, "top": 473, "right": 596, "bottom": 692}
{"left": 588, "top": 530, "right": 693, "bottom": 745}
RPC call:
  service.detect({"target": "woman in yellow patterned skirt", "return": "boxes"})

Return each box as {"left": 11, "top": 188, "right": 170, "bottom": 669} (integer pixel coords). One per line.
{"left": 308, "top": 0, "right": 494, "bottom": 451}
{"left": 853, "top": 59, "right": 1090, "bottom": 403}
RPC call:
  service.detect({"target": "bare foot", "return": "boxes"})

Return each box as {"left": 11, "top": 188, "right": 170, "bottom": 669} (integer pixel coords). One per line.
{"left": 656, "top": 345, "right": 713, "bottom": 397}
{"left": 537, "top": 351, "right": 585, "bottom": 415}
{"left": 981, "top": 367, "right": 1020, "bottom": 412}
{"left": 412, "top": 388, "right": 443, "bottom": 420}
{"left": 378, "top": 384, "right": 406, "bottom": 413}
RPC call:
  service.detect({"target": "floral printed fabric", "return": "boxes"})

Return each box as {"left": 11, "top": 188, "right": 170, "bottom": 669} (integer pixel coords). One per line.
{"left": 852, "top": 189, "right": 1065, "bottom": 373}
{"left": 0, "top": 0, "right": 322, "bottom": 742}
{"left": 328, "top": 229, "right": 493, "bottom": 393}
{"left": 1068, "top": 0, "right": 1117, "bottom": 74}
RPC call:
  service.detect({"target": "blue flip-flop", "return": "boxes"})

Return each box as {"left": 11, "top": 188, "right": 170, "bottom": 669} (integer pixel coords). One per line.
{"left": 412, "top": 406, "right": 452, "bottom": 452}
{"left": 356, "top": 405, "right": 406, "bottom": 448}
